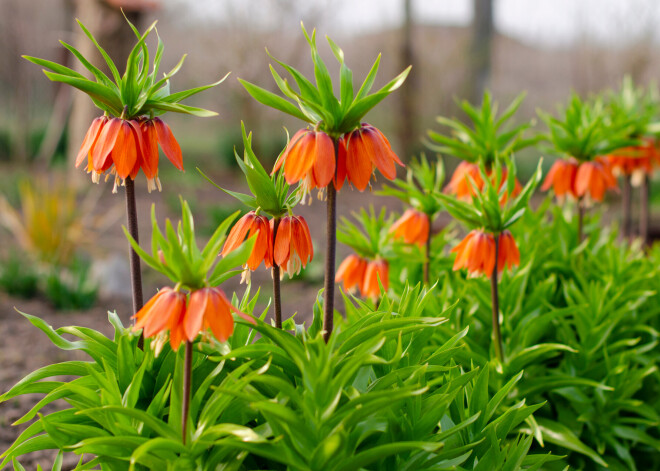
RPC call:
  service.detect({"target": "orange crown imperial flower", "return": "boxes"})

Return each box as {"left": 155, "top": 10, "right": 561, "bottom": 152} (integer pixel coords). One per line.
{"left": 342, "top": 123, "right": 404, "bottom": 192}
{"left": 362, "top": 258, "right": 389, "bottom": 299}
{"left": 541, "top": 158, "right": 579, "bottom": 201}
{"left": 274, "top": 215, "right": 314, "bottom": 277}
{"left": 221, "top": 211, "right": 273, "bottom": 273}
{"left": 451, "top": 229, "right": 519, "bottom": 277}
{"left": 607, "top": 140, "right": 656, "bottom": 186}
{"left": 274, "top": 129, "right": 335, "bottom": 198}
{"left": 575, "top": 158, "right": 617, "bottom": 203}
{"left": 75, "top": 116, "right": 183, "bottom": 193}
{"left": 445, "top": 161, "right": 522, "bottom": 203}
{"left": 335, "top": 254, "right": 368, "bottom": 294}
{"left": 134, "top": 286, "right": 255, "bottom": 351}
{"left": 389, "top": 208, "right": 430, "bottom": 246}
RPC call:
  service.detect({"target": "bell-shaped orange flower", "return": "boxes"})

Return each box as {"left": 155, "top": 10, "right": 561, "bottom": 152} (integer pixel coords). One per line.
{"left": 497, "top": 230, "right": 520, "bottom": 273}
{"left": 445, "top": 162, "right": 521, "bottom": 203}
{"left": 134, "top": 287, "right": 187, "bottom": 342}
{"left": 134, "top": 286, "right": 255, "bottom": 351}
{"left": 451, "top": 230, "right": 496, "bottom": 277}
{"left": 274, "top": 215, "right": 314, "bottom": 277}
{"left": 184, "top": 287, "right": 254, "bottom": 347}
{"left": 608, "top": 141, "right": 656, "bottom": 186}
{"left": 335, "top": 254, "right": 368, "bottom": 293}
{"left": 221, "top": 211, "right": 273, "bottom": 271}
{"left": 452, "top": 229, "right": 520, "bottom": 277}
{"left": 75, "top": 116, "right": 183, "bottom": 192}
{"left": 343, "top": 123, "right": 404, "bottom": 191}
{"left": 575, "top": 158, "right": 617, "bottom": 203}
{"left": 362, "top": 258, "right": 389, "bottom": 299}
{"left": 273, "top": 129, "right": 335, "bottom": 192}
{"left": 541, "top": 158, "right": 579, "bottom": 201}
{"left": 389, "top": 209, "right": 430, "bottom": 246}
{"left": 445, "top": 162, "right": 484, "bottom": 200}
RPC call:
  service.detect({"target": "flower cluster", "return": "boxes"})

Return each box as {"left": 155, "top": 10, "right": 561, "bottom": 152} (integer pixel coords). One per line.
{"left": 445, "top": 162, "right": 522, "bottom": 203}
{"left": 451, "top": 230, "right": 520, "bottom": 277}
{"left": 607, "top": 139, "right": 658, "bottom": 186}
{"left": 389, "top": 209, "right": 429, "bottom": 246}
{"left": 335, "top": 254, "right": 389, "bottom": 299}
{"left": 76, "top": 116, "right": 182, "bottom": 192}
{"left": 275, "top": 123, "right": 403, "bottom": 200}
{"left": 542, "top": 157, "right": 617, "bottom": 203}
{"left": 222, "top": 211, "right": 313, "bottom": 280}
{"left": 134, "top": 286, "right": 253, "bottom": 351}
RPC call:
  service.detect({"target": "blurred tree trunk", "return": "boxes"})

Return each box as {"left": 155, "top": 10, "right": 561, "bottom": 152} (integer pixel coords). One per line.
{"left": 68, "top": 0, "right": 146, "bottom": 182}
{"left": 398, "top": 0, "right": 415, "bottom": 161}
{"left": 468, "top": 0, "right": 493, "bottom": 104}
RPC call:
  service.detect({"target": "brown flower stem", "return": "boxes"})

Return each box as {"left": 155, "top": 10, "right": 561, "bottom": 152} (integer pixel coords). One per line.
{"left": 622, "top": 175, "right": 632, "bottom": 240}
{"left": 490, "top": 234, "right": 504, "bottom": 364}
{"left": 182, "top": 340, "right": 192, "bottom": 444}
{"left": 322, "top": 142, "right": 339, "bottom": 343}
{"left": 577, "top": 200, "right": 585, "bottom": 244}
{"left": 640, "top": 174, "right": 650, "bottom": 246}
{"left": 423, "top": 228, "right": 431, "bottom": 285}
{"left": 124, "top": 177, "right": 144, "bottom": 349}
{"left": 272, "top": 217, "right": 282, "bottom": 329}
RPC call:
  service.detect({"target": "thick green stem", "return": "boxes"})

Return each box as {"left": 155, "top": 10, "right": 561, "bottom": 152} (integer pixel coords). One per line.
{"left": 490, "top": 234, "right": 503, "bottom": 364}
{"left": 622, "top": 175, "right": 632, "bottom": 240}
{"left": 640, "top": 174, "right": 650, "bottom": 246}
{"left": 182, "top": 341, "right": 192, "bottom": 444}
{"left": 272, "top": 217, "right": 282, "bottom": 328}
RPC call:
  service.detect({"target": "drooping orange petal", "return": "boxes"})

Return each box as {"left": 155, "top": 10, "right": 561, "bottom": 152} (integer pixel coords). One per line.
{"left": 76, "top": 117, "right": 106, "bottom": 168}
{"left": 346, "top": 131, "right": 374, "bottom": 191}
{"left": 140, "top": 120, "right": 160, "bottom": 179}
{"left": 336, "top": 254, "right": 360, "bottom": 283}
{"left": 274, "top": 129, "right": 307, "bottom": 174}
{"left": 284, "top": 132, "right": 316, "bottom": 184}
{"left": 246, "top": 216, "right": 270, "bottom": 270}
{"left": 133, "top": 288, "right": 167, "bottom": 329}
{"left": 482, "top": 234, "right": 496, "bottom": 276}
{"left": 467, "top": 232, "right": 485, "bottom": 274}
{"left": 312, "top": 132, "right": 335, "bottom": 188}
{"left": 575, "top": 162, "right": 594, "bottom": 198}
{"left": 111, "top": 121, "right": 139, "bottom": 179}
{"left": 451, "top": 232, "right": 474, "bottom": 271}
{"left": 204, "top": 288, "right": 234, "bottom": 343}
{"left": 185, "top": 288, "right": 210, "bottom": 341}
{"left": 222, "top": 212, "right": 256, "bottom": 256}
{"left": 168, "top": 303, "right": 187, "bottom": 351}
{"left": 364, "top": 127, "right": 396, "bottom": 180}
{"left": 372, "top": 125, "right": 404, "bottom": 166}
{"left": 297, "top": 216, "right": 313, "bottom": 262}
{"left": 291, "top": 217, "right": 311, "bottom": 268}
{"left": 92, "top": 117, "right": 121, "bottom": 171}
{"left": 274, "top": 216, "right": 292, "bottom": 266}
{"left": 154, "top": 117, "right": 183, "bottom": 171}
